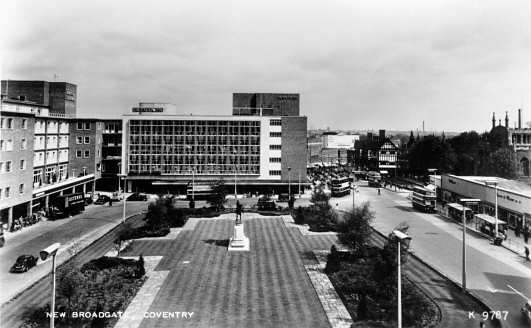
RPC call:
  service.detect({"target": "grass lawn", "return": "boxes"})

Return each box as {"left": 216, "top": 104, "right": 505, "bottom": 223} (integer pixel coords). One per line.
{"left": 121, "top": 216, "right": 338, "bottom": 328}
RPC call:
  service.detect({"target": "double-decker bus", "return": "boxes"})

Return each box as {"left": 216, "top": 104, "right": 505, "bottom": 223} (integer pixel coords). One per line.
{"left": 366, "top": 171, "right": 382, "bottom": 187}
{"left": 330, "top": 176, "right": 351, "bottom": 197}
{"left": 411, "top": 186, "right": 436, "bottom": 212}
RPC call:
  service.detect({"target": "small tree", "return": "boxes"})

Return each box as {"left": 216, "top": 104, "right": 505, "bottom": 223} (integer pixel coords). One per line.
{"left": 136, "top": 255, "right": 146, "bottom": 278}
{"left": 293, "top": 206, "right": 305, "bottom": 224}
{"left": 325, "top": 245, "right": 341, "bottom": 274}
{"left": 337, "top": 202, "right": 374, "bottom": 254}
{"left": 145, "top": 198, "right": 169, "bottom": 228}
{"left": 311, "top": 185, "right": 330, "bottom": 205}
{"left": 207, "top": 179, "right": 226, "bottom": 211}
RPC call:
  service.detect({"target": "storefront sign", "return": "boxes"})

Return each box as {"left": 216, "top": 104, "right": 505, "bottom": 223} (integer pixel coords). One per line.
{"left": 132, "top": 107, "right": 164, "bottom": 113}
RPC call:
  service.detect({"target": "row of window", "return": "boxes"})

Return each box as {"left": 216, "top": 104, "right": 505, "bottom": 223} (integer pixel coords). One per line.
{"left": 269, "top": 145, "right": 282, "bottom": 150}
{"left": 129, "top": 135, "right": 260, "bottom": 146}
{"left": 0, "top": 159, "right": 26, "bottom": 173}
{"left": 76, "top": 150, "right": 91, "bottom": 158}
{"left": 0, "top": 184, "right": 25, "bottom": 199}
{"left": 269, "top": 157, "right": 281, "bottom": 163}
{"left": 76, "top": 136, "right": 91, "bottom": 144}
{"left": 130, "top": 120, "right": 260, "bottom": 127}
{"left": 269, "top": 170, "right": 281, "bottom": 176}
{"left": 129, "top": 126, "right": 261, "bottom": 136}
{"left": 270, "top": 132, "right": 282, "bottom": 137}
{"left": 1, "top": 118, "right": 27, "bottom": 129}
{"left": 270, "top": 119, "right": 282, "bottom": 126}
{"left": 128, "top": 164, "right": 260, "bottom": 175}
{"left": 76, "top": 122, "right": 92, "bottom": 130}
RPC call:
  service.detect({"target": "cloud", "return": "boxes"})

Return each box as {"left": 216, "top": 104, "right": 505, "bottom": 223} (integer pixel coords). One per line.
{"left": 2, "top": 0, "right": 531, "bottom": 132}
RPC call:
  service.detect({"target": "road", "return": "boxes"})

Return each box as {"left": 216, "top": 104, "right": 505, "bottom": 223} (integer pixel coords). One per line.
{"left": 0, "top": 202, "right": 147, "bottom": 328}
{"left": 334, "top": 182, "right": 531, "bottom": 328}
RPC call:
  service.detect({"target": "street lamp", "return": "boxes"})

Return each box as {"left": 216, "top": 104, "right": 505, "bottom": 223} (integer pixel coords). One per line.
{"left": 427, "top": 168, "right": 438, "bottom": 211}
{"left": 233, "top": 149, "right": 238, "bottom": 201}
{"left": 484, "top": 180, "right": 499, "bottom": 238}
{"left": 118, "top": 174, "right": 127, "bottom": 223}
{"left": 288, "top": 167, "right": 292, "bottom": 197}
{"left": 40, "top": 243, "right": 61, "bottom": 328}
{"left": 459, "top": 198, "right": 480, "bottom": 291}
{"left": 392, "top": 230, "right": 411, "bottom": 328}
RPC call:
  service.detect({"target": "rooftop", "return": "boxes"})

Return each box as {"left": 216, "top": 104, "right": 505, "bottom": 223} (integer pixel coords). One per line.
{"left": 455, "top": 175, "right": 531, "bottom": 198}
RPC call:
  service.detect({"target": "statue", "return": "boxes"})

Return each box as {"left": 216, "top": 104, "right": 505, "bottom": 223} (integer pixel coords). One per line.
{"left": 235, "top": 200, "right": 243, "bottom": 224}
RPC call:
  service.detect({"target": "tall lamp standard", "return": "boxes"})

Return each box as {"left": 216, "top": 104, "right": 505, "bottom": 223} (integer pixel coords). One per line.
{"left": 117, "top": 174, "right": 127, "bottom": 223}
{"left": 484, "top": 180, "right": 499, "bottom": 238}
{"left": 288, "top": 167, "right": 292, "bottom": 196}
{"left": 392, "top": 230, "right": 411, "bottom": 328}
{"left": 459, "top": 198, "right": 480, "bottom": 291}
{"left": 233, "top": 149, "right": 238, "bottom": 201}
{"left": 40, "top": 243, "right": 61, "bottom": 328}
{"left": 427, "top": 168, "right": 438, "bottom": 211}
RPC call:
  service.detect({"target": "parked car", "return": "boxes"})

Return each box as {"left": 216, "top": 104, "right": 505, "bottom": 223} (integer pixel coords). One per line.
{"left": 94, "top": 195, "right": 111, "bottom": 205}
{"left": 522, "top": 301, "right": 531, "bottom": 321}
{"left": 126, "top": 193, "right": 147, "bottom": 201}
{"left": 278, "top": 194, "right": 291, "bottom": 202}
{"left": 10, "top": 255, "right": 38, "bottom": 273}
{"left": 257, "top": 197, "right": 276, "bottom": 211}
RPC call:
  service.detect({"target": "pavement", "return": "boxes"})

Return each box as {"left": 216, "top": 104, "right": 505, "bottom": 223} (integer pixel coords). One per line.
{"left": 0, "top": 199, "right": 147, "bottom": 304}
{"left": 333, "top": 182, "right": 531, "bottom": 328}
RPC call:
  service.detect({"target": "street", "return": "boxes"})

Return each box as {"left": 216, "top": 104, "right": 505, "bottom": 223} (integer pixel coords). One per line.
{"left": 333, "top": 182, "right": 531, "bottom": 328}
{"left": 0, "top": 200, "right": 147, "bottom": 305}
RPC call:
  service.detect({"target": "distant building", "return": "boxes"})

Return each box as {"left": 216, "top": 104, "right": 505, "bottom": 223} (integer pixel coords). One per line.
{"left": 352, "top": 130, "right": 401, "bottom": 175}
{"left": 233, "top": 93, "right": 299, "bottom": 116}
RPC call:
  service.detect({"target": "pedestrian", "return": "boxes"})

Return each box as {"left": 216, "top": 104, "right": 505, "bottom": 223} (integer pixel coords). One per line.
{"left": 525, "top": 246, "right": 529, "bottom": 261}
{"left": 109, "top": 198, "right": 113, "bottom": 206}
{"left": 377, "top": 188, "right": 381, "bottom": 195}
{"left": 524, "top": 226, "right": 529, "bottom": 244}
{"left": 515, "top": 224, "right": 521, "bottom": 238}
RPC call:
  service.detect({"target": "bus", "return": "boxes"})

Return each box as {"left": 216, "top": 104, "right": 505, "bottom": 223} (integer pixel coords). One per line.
{"left": 330, "top": 176, "right": 351, "bottom": 197}
{"left": 367, "top": 171, "right": 382, "bottom": 187}
{"left": 411, "top": 186, "right": 436, "bottom": 212}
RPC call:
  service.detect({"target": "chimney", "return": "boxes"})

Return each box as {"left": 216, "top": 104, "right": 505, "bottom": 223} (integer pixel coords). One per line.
{"left": 492, "top": 112, "right": 496, "bottom": 129}
{"left": 518, "top": 108, "right": 522, "bottom": 129}
{"left": 505, "top": 111, "right": 509, "bottom": 128}
{"left": 379, "top": 129, "right": 386, "bottom": 141}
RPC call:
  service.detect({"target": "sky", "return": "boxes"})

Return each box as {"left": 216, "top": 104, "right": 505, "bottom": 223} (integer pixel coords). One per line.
{"left": 1, "top": 0, "right": 531, "bottom": 132}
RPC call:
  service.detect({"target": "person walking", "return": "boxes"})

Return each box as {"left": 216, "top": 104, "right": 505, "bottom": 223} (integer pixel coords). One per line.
{"left": 377, "top": 188, "right": 381, "bottom": 196}
{"left": 109, "top": 198, "right": 113, "bottom": 206}
{"left": 515, "top": 224, "right": 521, "bottom": 238}
{"left": 524, "top": 226, "right": 529, "bottom": 244}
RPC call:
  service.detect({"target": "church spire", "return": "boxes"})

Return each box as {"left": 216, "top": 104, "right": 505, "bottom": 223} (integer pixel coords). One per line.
{"left": 492, "top": 112, "right": 496, "bottom": 129}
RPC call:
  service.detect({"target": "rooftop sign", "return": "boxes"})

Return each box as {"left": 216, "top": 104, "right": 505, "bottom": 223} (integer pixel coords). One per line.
{"left": 132, "top": 107, "right": 164, "bottom": 113}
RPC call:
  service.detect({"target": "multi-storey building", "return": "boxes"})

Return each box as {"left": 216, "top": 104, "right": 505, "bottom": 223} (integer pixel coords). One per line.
{"left": 0, "top": 80, "right": 102, "bottom": 229}
{"left": 121, "top": 99, "right": 307, "bottom": 194}
{"left": 0, "top": 99, "right": 36, "bottom": 228}
{"left": 99, "top": 120, "right": 123, "bottom": 190}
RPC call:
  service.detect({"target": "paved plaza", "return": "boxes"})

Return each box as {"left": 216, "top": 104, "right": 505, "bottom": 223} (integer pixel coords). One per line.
{"left": 121, "top": 214, "right": 339, "bottom": 328}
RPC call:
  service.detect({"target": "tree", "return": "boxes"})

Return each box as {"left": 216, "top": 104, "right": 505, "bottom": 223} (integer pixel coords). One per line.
{"left": 293, "top": 206, "right": 305, "bottom": 224}
{"left": 325, "top": 245, "right": 341, "bottom": 274}
{"left": 486, "top": 148, "right": 518, "bottom": 178}
{"left": 145, "top": 198, "right": 169, "bottom": 228}
{"left": 311, "top": 185, "right": 330, "bottom": 205}
{"left": 337, "top": 202, "right": 374, "bottom": 254}
{"left": 207, "top": 179, "right": 226, "bottom": 211}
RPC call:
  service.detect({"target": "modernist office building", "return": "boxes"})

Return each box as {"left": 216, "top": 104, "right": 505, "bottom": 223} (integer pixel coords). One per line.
{"left": 122, "top": 96, "right": 307, "bottom": 194}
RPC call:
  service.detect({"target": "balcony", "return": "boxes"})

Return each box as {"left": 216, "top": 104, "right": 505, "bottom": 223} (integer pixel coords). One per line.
{"left": 33, "top": 174, "right": 95, "bottom": 195}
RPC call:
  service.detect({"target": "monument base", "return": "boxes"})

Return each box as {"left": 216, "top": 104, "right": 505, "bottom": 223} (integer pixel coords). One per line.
{"left": 228, "top": 223, "right": 250, "bottom": 251}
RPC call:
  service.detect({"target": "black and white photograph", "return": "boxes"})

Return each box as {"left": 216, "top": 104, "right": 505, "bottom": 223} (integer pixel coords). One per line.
{"left": 1, "top": 0, "right": 530, "bottom": 327}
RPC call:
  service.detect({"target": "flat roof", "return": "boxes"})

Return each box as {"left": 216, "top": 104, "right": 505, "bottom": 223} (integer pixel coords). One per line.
{"left": 453, "top": 176, "right": 531, "bottom": 198}
{"left": 474, "top": 213, "right": 507, "bottom": 225}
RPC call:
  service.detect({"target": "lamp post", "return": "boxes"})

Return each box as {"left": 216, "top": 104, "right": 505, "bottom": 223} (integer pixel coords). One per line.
{"left": 40, "top": 243, "right": 61, "bottom": 328}
{"left": 392, "top": 230, "right": 411, "bottom": 328}
{"left": 485, "top": 180, "right": 499, "bottom": 237}
{"left": 427, "top": 168, "right": 438, "bottom": 211}
{"left": 298, "top": 171, "right": 301, "bottom": 197}
{"left": 459, "top": 198, "right": 480, "bottom": 291}
{"left": 118, "top": 174, "right": 126, "bottom": 223}
{"left": 288, "top": 167, "right": 292, "bottom": 197}
{"left": 233, "top": 149, "right": 237, "bottom": 201}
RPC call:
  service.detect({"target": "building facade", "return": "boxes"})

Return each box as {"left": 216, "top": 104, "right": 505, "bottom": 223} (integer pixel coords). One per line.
{"left": 440, "top": 174, "right": 530, "bottom": 229}
{"left": 232, "top": 93, "right": 299, "bottom": 116}
{"left": 0, "top": 80, "right": 102, "bottom": 229}
{"left": 121, "top": 100, "right": 307, "bottom": 194}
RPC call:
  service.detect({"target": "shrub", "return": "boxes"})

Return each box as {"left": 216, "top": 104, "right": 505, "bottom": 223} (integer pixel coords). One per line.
{"left": 337, "top": 202, "right": 374, "bottom": 253}
{"left": 325, "top": 245, "right": 341, "bottom": 274}
{"left": 293, "top": 206, "right": 305, "bottom": 224}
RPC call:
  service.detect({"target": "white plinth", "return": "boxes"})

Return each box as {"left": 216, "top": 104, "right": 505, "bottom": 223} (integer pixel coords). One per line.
{"left": 228, "top": 223, "right": 250, "bottom": 251}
